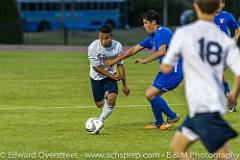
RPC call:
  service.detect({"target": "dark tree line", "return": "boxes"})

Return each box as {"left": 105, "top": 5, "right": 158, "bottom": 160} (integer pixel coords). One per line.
{"left": 0, "top": 0, "right": 23, "bottom": 44}
{"left": 127, "top": 0, "right": 240, "bottom": 26}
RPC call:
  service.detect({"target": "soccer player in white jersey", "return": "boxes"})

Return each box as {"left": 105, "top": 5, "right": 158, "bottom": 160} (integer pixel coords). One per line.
{"left": 161, "top": 0, "right": 240, "bottom": 158}
{"left": 88, "top": 25, "right": 130, "bottom": 122}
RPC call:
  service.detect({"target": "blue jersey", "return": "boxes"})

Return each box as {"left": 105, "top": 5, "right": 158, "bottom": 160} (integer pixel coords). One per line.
{"left": 214, "top": 11, "right": 239, "bottom": 36}
{"left": 139, "top": 26, "right": 183, "bottom": 75}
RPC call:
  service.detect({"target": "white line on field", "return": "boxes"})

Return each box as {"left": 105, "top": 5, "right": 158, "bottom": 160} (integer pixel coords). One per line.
{"left": 0, "top": 103, "right": 187, "bottom": 110}
{"left": 0, "top": 99, "right": 239, "bottom": 110}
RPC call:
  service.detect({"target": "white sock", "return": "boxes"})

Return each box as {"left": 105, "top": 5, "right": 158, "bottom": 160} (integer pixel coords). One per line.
{"left": 99, "top": 102, "right": 114, "bottom": 122}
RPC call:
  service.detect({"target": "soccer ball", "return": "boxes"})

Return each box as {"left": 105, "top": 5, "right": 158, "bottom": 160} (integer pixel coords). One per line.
{"left": 85, "top": 117, "right": 104, "bottom": 134}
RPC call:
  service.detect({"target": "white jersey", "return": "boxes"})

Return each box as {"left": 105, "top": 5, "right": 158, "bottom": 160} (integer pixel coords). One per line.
{"left": 88, "top": 39, "right": 123, "bottom": 80}
{"left": 163, "top": 20, "right": 240, "bottom": 117}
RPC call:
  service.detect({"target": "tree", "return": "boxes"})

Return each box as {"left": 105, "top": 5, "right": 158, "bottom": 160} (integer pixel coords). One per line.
{"left": 0, "top": 0, "right": 23, "bottom": 44}
{"left": 127, "top": 0, "right": 191, "bottom": 26}
{"left": 127, "top": 0, "right": 240, "bottom": 27}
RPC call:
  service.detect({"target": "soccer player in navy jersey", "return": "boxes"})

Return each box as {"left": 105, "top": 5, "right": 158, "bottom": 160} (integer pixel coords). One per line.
{"left": 88, "top": 26, "right": 130, "bottom": 123}
{"left": 214, "top": 0, "right": 240, "bottom": 112}
{"left": 105, "top": 10, "right": 182, "bottom": 130}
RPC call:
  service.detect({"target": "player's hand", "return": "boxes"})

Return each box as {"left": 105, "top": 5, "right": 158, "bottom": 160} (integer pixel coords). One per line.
{"left": 227, "top": 94, "right": 237, "bottom": 110}
{"left": 110, "top": 74, "right": 122, "bottom": 81}
{"left": 135, "top": 58, "right": 146, "bottom": 64}
{"left": 104, "top": 59, "right": 115, "bottom": 67}
{"left": 122, "top": 85, "right": 130, "bottom": 96}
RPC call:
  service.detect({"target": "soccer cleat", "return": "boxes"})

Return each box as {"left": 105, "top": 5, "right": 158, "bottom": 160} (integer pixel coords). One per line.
{"left": 144, "top": 123, "right": 159, "bottom": 129}
{"left": 167, "top": 114, "right": 180, "bottom": 124}
{"left": 159, "top": 123, "right": 172, "bottom": 130}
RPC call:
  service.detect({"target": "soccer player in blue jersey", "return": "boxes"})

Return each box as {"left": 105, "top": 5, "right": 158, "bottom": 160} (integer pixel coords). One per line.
{"left": 214, "top": 0, "right": 240, "bottom": 41}
{"left": 104, "top": 10, "right": 182, "bottom": 130}
{"left": 214, "top": 0, "right": 240, "bottom": 112}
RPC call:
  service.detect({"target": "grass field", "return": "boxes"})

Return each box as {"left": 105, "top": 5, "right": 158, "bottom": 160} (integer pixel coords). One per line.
{"left": 0, "top": 51, "right": 239, "bottom": 160}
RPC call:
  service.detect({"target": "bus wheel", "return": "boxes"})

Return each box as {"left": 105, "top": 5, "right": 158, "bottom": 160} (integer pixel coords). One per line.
{"left": 38, "top": 21, "right": 50, "bottom": 32}
{"left": 105, "top": 20, "right": 115, "bottom": 29}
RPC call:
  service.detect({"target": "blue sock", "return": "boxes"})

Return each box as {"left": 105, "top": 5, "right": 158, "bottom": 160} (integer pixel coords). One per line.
{"left": 223, "top": 81, "right": 230, "bottom": 95}
{"left": 150, "top": 97, "right": 164, "bottom": 126}
{"left": 153, "top": 96, "right": 176, "bottom": 119}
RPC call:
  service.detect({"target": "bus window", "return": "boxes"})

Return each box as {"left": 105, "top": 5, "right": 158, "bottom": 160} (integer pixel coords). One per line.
{"left": 65, "top": 3, "right": 71, "bottom": 11}
{"left": 106, "top": 3, "right": 111, "bottom": 10}
{"left": 21, "top": 3, "right": 28, "bottom": 11}
{"left": 86, "top": 2, "right": 91, "bottom": 10}
{"left": 99, "top": 3, "right": 105, "bottom": 10}
{"left": 45, "top": 3, "right": 51, "bottom": 11}
{"left": 113, "top": 2, "right": 118, "bottom": 9}
{"left": 76, "top": 2, "right": 83, "bottom": 10}
{"left": 29, "top": 3, "right": 36, "bottom": 11}
{"left": 37, "top": 3, "right": 43, "bottom": 11}
{"left": 52, "top": 3, "right": 61, "bottom": 11}
{"left": 92, "top": 2, "right": 98, "bottom": 10}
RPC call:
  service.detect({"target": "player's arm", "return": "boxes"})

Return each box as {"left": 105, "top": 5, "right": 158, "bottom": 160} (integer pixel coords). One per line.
{"left": 135, "top": 45, "right": 167, "bottom": 64}
{"left": 117, "top": 64, "right": 130, "bottom": 96}
{"left": 88, "top": 46, "right": 121, "bottom": 81}
{"left": 93, "top": 66, "right": 121, "bottom": 81}
{"left": 233, "top": 28, "right": 240, "bottom": 42}
{"left": 229, "top": 75, "right": 240, "bottom": 102}
{"left": 104, "top": 44, "right": 144, "bottom": 66}
{"left": 161, "top": 30, "right": 183, "bottom": 73}
{"left": 226, "top": 41, "right": 240, "bottom": 108}
{"left": 229, "top": 13, "right": 240, "bottom": 41}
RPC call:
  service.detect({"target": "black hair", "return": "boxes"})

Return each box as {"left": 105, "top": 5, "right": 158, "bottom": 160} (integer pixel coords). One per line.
{"left": 99, "top": 25, "right": 112, "bottom": 34}
{"left": 142, "top": 10, "right": 160, "bottom": 24}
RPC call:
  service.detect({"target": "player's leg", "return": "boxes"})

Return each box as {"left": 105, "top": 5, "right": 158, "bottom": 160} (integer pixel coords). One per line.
{"left": 214, "top": 143, "right": 236, "bottom": 160}
{"left": 145, "top": 85, "right": 179, "bottom": 130}
{"left": 171, "top": 131, "right": 193, "bottom": 160}
{"left": 90, "top": 78, "right": 105, "bottom": 108}
{"left": 192, "top": 112, "right": 238, "bottom": 155}
{"left": 147, "top": 73, "right": 182, "bottom": 128}
{"left": 99, "top": 77, "right": 118, "bottom": 122}
{"left": 170, "top": 116, "right": 199, "bottom": 160}
{"left": 144, "top": 86, "right": 164, "bottom": 128}
{"left": 145, "top": 91, "right": 177, "bottom": 129}
{"left": 146, "top": 86, "right": 176, "bottom": 119}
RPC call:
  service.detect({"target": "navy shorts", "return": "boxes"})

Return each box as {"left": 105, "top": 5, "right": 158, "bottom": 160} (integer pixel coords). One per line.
{"left": 179, "top": 113, "right": 238, "bottom": 153}
{"left": 152, "top": 72, "right": 183, "bottom": 93}
{"left": 90, "top": 77, "right": 118, "bottom": 102}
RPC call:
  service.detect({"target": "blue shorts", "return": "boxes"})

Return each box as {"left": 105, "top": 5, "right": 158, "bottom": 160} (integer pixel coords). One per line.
{"left": 152, "top": 72, "right": 183, "bottom": 93}
{"left": 179, "top": 113, "right": 238, "bottom": 153}
{"left": 90, "top": 77, "right": 118, "bottom": 102}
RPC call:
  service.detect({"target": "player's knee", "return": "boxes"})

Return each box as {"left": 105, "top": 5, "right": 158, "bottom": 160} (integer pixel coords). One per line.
{"left": 170, "top": 136, "right": 188, "bottom": 153}
{"left": 95, "top": 101, "right": 104, "bottom": 108}
{"left": 170, "top": 142, "right": 185, "bottom": 159}
{"left": 107, "top": 93, "right": 117, "bottom": 106}
{"left": 146, "top": 89, "right": 154, "bottom": 101}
